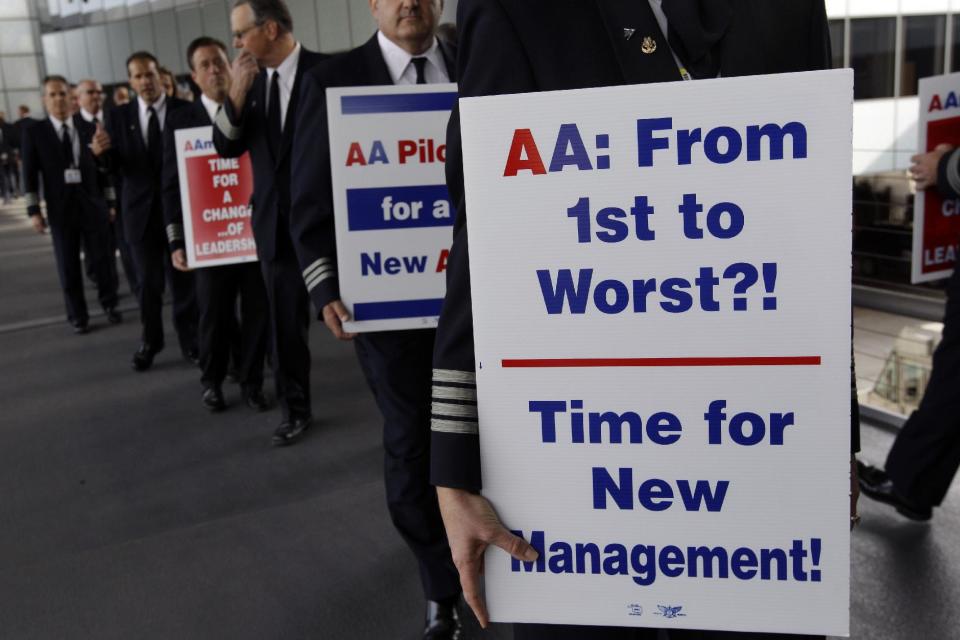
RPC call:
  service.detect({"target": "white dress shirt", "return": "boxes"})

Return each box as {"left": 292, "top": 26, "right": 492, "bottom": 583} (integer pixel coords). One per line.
{"left": 200, "top": 93, "right": 222, "bottom": 124}
{"left": 264, "top": 42, "right": 301, "bottom": 132}
{"left": 79, "top": 107, "right": 104, "bottom": 125}
{"left": 377, "top": 31, "right": 450, "bottom": 85}
{"left": 137, "top": 93, "right": 167, "bottom": 145}
{"left": 48, "top": 113, "right": 79, "bottom": 166}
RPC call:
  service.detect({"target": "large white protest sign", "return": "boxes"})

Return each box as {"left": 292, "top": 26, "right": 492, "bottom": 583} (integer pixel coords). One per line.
{"left": 174, "top": 126, "right": 257, "bottom": 268}
{"left": 912, "top": 72, "right": 960, "bottom": 283}
{"left": 460, "top": 70, "right": 852, "bottom": 635}
{"left": 327, "top": 84, "right": 458, "bottom": 332}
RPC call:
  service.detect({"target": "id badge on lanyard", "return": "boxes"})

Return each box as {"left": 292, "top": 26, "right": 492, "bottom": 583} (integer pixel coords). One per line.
{"left": 64, "top": 168, "right": 82, "bottom": 184}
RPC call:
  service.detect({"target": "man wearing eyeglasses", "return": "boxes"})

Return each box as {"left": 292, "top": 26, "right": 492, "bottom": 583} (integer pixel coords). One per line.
{"left": 213, "top": 0, "right": 328, "bottom": 446}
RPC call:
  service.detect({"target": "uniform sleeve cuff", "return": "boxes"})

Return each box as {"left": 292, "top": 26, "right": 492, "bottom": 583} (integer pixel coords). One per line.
{"left": 430, "top": 431, "right": 482, "bottom": 491}
{"left": 307, "top": 272, "right": 340, "bottom": 317}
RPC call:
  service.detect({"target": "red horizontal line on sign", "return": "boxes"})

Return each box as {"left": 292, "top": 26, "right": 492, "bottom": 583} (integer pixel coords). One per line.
{"left": 501, "top": 356, "right": 822, "bottom": 368}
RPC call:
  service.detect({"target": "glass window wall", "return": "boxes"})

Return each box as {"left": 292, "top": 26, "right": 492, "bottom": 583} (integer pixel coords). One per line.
{"left": 901, "top": 14, "right": 946, "bottom": 97}
{"left": 829, "top": 19, "right": 846, "bottom": 69}
{"left": 850, "top": 17, "right": 896, "bottom": 100}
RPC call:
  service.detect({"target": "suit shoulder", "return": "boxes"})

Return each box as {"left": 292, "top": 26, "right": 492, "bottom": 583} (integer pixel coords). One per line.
{"left": 108, "top": 103, "right": 132, "bottom": 125}
{"left": 306, "top": 46, "right": 373, "bottom": 88}
{"left": 167, "top": 104, "right": 204, "bottom": 128}
{"left": 300, "top": 47, "right": 331, "bottom": 69}
{"left": 169, "top": 97, "right": 192, "bottom": 111}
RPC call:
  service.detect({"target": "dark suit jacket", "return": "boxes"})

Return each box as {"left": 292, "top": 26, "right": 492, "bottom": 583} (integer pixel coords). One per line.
{"left": 289, "top": 34, "right": 456, "bottom": 316}
{"left": 20, "top": 117, "right": 111, "bottom": 227}
{"left": 431, "top": 0, "right": 844, "bottom": 491}
{"left": 212, "top": 46, "right": 328, "bottom": 263}
{"left": 73, "top": 111, "right": 118, "bottom": 205}
{"left": 161, "top": 100, "right": 215, "bottom": 253}
{"left": 107, "top": 96, "right": 191, "bottom": 243}
{"left": 0, "top": 121, "right": 16, "bottom": 166}
{"left": 12, "top": 116, "right": 34, "bottom": 150}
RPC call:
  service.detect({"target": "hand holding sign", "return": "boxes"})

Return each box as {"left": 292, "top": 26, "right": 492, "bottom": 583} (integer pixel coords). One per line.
{"left": 437, "top": 487, "right": 539, "bottom": 629}
{"left": 321, "top": 300, "right": 357, "bottom": 341}
{"left": 910, "top": 143, "right": 955, "bottom": 190}
{"left": 171, "top": 248, "right": 190, "bottom": 272}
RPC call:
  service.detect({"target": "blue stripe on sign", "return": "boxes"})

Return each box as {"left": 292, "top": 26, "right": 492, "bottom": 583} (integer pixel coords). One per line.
{"left": 341, "top": 92, "right": 458, "bottom": 114}
{"left": 347, "top": 185, "right": 455, "bottom": 231}
{"left": 353, "top": 298, "right": 444, "bottom": 321}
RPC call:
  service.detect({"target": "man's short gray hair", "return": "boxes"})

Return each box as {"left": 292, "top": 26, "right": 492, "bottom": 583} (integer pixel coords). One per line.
{"left": 234, "top": 0, "right": 293, "bottom": 34}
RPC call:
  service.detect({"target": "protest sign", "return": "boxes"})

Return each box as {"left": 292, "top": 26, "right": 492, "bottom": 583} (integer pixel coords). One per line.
{"left": 459, "top": 70, "right": 852, "bottom": 634}
{"left": 912, "top": 72, "right": 960, "bottom": 283}
{"left": 174, "top": 126, "right": 257, "bottom": 268}
{"left": 326, "top": 84, "right": 457, "bottom": 332}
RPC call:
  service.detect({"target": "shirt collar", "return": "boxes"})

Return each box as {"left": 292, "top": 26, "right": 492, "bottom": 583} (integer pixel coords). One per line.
{"left": 49, "top": 113, "right": 73, "bottom": 131}
{"left": 200, "top": 93, "right": 222, "bottom": 122}
{"left": 138, "top": 92, "right": 166, "bottom": 118}
{"left": 266, "top": 41, "right": 301, "bottom": 84}
{"left": 79, "top": 108, "right": 103, "bottom": 123}
{"left": 377, "top": 31, "right": 444, "bottom": 84}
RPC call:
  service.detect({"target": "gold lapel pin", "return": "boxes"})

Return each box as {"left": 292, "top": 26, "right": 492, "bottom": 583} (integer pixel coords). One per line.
{"left": 641, "top": 36, "right": 657, "bottom": 54}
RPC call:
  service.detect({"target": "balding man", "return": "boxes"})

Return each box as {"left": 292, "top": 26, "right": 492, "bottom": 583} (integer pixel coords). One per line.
{"left": 76, "top": 79, "right": 138, "bottom": 296}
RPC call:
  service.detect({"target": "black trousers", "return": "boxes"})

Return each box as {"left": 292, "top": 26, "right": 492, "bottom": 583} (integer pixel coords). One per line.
{"left": 49, "top": 204, "right": 117, "bottom": 325}
{"left": 84, "top": 219, "right": 133, "bottom": 292}
{"left": 130, "top": 222, "right": 197, "bottom": 351}
{"left": 515, "top": 625, "right": 823, "bottom": 639}
{"left": 886, "top": 265, "right": 960, "bottom": 507}
{"left": 260, "top": 245, "right": 311, "bottom": 421}
{"left": 354, "top": 329, "right": 460, "bottom": 602}
{"left": 196, "top": 262, "right": 268, "bottom": 391}
{"left": 113, "top": 207, "right": 139, "bottom": 296}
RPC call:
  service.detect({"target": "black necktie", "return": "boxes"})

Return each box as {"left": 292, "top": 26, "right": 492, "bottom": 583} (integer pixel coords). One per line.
{"left": 267, "top": 70, "right": 282, "bottom": 158}
{"left": 411, "top": 57, "right": 428, "bottom": 84}
{"left": 61, "top": 124, "right": 75, "bottom": 168}
{"left": 659, "top": 0, "right": 732, "bottom": 79}
{"left": 147, "top": 105, "right": 162, "bottom": 170}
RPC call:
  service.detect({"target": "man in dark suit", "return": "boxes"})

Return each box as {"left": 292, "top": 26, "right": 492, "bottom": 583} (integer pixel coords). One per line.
{"left": 102, "top": 51, "right": 198, "bottom": 371}
{"left": 76, "top": 79, "right": 138, "bottom": 297}
{"left": 431, "top": 2, "right": 855, "bottom": 639}
{"left": 858, "top": 144, "right": 960, "bottom": 522}
{"left": 21, "top": 75, "right": 121, "bottom": 334}
{"left": 213, "top": 0, "right": 327, "bottom": 445}
{"left": 289, "top": 2, "right": 461, "bottom": 637}
{"left": 0, "top": 111, "right": 16, "bottom": 204}
{"left": 162, "top": 36, "right": 270, "bottom": 413}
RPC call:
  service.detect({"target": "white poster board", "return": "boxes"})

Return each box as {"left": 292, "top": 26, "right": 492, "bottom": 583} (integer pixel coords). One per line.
{"left": 327, "top": 84, "right": 458, "bottom": 332}
{"left": 460, "top": 70, "right": 852, "bottom": 635}
{"left": 912, "top": 72, "right": 960, "bottom": 283}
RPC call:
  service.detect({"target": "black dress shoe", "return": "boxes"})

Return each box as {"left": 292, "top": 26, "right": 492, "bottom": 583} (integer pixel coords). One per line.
{"left": 243, "top": 388, "right": 271, "bottom": 412}
{"left": 131, "top": 342, "right": 162, "bottom": 371}
{"left": 104, "top": 307, "right": 122, "bottom": 324}
{"left": 201, "top": 386, "right": 226, "bottom": 412}
{"left": 182, "top": 346, "right": 200, "bottom": 366}
{"left": 423, "top": 599, "right": 462, "bottom": 640}
{"left": 857, "top": 461, "right": 932, "bottom": 521}
{"left": 272, "top": 416, "right": 311, "bottom": 446}
{"left": 72, "top": 320, "right": 89, "bottom": 335}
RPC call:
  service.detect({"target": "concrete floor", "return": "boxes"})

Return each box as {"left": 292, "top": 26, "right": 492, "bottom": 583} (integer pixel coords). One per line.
{"left": 0, "top": 200, "right": 958, "bottom": 640}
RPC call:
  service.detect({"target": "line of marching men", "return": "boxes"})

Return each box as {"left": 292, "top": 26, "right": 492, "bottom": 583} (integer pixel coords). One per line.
{"left": 21, "top": 1, "right": 463, "bottom": 638}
